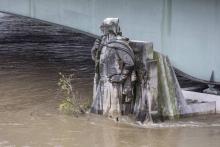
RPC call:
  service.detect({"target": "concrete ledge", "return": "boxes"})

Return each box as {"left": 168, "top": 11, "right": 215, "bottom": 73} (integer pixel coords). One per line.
{"left": 187, "top": 102, "right": 216, "bottom": 115}
{"left": 182, "top": 90, "right": 220, "bottom": 113}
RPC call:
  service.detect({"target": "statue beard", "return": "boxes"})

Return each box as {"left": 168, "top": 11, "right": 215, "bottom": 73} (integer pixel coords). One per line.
{"left": 102, "top": 32, "right": 116, "bottom": 44}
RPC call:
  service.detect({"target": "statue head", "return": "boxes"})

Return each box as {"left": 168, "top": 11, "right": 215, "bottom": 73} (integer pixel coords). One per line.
{"left": 100, "top": 18, "right": 121, "bottom": 36}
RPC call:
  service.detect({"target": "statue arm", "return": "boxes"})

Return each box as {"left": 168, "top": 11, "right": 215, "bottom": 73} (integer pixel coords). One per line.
{"left": 110, "top": 49, "right": 134, "bottom": 83}
{"left": 119, "top": 50, "right": 134, "bottom": 81}
{"left": 91, "top": 39, "right": 101, "bottom": 61}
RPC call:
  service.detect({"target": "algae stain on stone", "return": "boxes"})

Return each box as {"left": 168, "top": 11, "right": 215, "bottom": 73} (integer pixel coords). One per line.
{"left": 154, "top": 51, "right": 180, "bottom": 120}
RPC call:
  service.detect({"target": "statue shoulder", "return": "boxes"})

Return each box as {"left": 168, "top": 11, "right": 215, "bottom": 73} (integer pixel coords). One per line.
{"left": 108, "top": 36, "right": 131, "bottom": 49}
{"left": 116, "top": 36, "right": 130, "bottom": 42}
{"left": 107, "top": 36, "right": 135, "bottom": 60}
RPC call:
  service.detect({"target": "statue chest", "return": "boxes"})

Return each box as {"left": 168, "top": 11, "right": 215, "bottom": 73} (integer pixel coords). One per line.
{"left": 99, "top": 46, "right": 122, "bottom": 76}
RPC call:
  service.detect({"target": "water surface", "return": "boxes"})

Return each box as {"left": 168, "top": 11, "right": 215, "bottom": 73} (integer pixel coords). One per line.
{"left": 0, "top": 12, "right": 220, "bottom": 147}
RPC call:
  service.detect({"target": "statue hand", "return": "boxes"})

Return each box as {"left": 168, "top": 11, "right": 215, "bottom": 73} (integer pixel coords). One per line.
{"left": 109, "top": 75, "right": 125, "bottom": 83}
{"left": 94, "top": 39, "right": 101, "bottom": 49}
{"left": 91, "top": 39, "right": 101, "bottom": 61}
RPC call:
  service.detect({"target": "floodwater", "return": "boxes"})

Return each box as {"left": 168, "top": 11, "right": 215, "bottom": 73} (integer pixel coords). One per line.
{"left": 0, "top": 12, "right": 220, "bottom": 147}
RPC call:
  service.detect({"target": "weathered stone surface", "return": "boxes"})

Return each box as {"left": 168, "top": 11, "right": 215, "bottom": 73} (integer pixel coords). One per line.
{"left": 129, "top": 41, "right": 154, "bottom": 60}
{"left": 91, "top": 18, "right": 135, "bottom": 120}
{"left": 153, "top": 52, "right": 190, "bottom": 120}
{"left": 91, "top": 18, "right": 192, "bottom": 123}
{"left": 183, "top": 90, "right": 220, "bottom": 113}
{"left": 130, "top": 41, "right": 155, "bottom": 123}
{"left": 148, "top": 60, "right": 158, "bottom": 112}
{"left": 187, "top": 102, "right": 216, "bottom": 115}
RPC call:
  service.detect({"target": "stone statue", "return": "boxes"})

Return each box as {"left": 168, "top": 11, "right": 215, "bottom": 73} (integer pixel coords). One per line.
{"left": 90, "top": 18, "right": 135, "bottom": 120}
{"left": 90, "top": 18, "right": 192, "bottom": 123}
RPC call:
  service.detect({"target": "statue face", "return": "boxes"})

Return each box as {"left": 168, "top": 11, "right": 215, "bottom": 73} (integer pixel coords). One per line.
{"left": 100, "top": 25, "right": 115, "bottom": 35}
{"left": 100, "top": 25, "right": 109, "bottom": 35}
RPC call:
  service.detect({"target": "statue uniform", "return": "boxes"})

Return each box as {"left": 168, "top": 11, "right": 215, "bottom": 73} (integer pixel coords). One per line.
{"left": 91, "top": 36, "right": 135, "bottom": 119}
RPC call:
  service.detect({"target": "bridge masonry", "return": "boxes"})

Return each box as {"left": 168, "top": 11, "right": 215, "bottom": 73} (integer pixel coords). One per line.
{"left": 1, "top": 0, "right": 219, "bottom": 82}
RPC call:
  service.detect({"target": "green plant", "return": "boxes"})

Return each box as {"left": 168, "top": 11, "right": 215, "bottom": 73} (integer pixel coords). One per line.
{"left": 58, "top": 72, "right": 89, "bottom": 116}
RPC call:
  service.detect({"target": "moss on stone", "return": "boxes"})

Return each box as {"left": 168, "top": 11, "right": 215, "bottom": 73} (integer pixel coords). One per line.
{"left": 153, "top": 51, "right": 180, "bottom": 120}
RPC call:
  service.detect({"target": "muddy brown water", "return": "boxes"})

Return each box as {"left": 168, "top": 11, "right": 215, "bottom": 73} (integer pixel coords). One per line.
{"left": 0, "top": 12, "right": 220, "bottom": 147}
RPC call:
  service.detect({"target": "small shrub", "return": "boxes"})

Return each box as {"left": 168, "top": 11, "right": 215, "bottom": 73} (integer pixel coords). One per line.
{"left": 58, "top": 72, "right": 89, "bottom": 116}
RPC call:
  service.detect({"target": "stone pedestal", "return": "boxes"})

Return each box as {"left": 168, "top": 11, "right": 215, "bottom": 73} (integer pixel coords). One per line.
{"left": 91, "top": 40, "right": 192, "bottom": 122}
